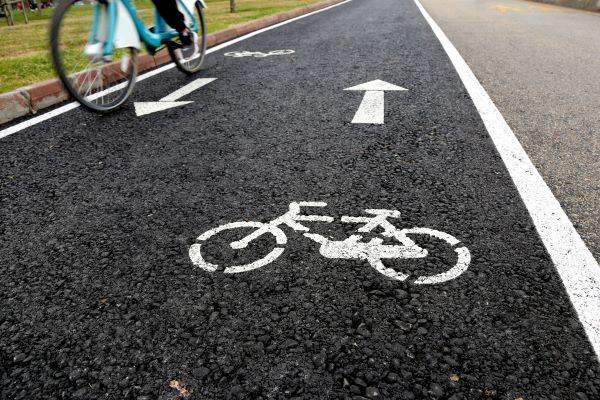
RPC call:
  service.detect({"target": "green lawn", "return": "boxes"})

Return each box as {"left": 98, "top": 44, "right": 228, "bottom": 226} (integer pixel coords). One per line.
{"left": 0, "top": 0, "right": 322, "bottom": 93}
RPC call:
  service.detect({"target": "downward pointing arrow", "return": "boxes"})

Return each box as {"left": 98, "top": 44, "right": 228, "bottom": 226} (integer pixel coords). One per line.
{"left": 344, "top": 79, "right": 407, "bottom": 124}
{"left": 134, "top": 78, "right": 217, "bottom": 116}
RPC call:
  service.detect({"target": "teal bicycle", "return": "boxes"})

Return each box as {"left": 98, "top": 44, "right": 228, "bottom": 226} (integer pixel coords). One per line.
{"left": 50, "top": 0, "right": 207, "bottom": 113}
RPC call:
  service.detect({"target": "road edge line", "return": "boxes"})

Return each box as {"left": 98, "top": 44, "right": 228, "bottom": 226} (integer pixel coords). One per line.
{"left": 0, "top": 0, "right": 352, "bottom": 140}
{"left": 413, "top": 0, "right": 600, "bottom": 361}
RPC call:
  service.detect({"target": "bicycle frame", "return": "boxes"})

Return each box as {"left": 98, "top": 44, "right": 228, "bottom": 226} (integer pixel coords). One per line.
{"left": 89, "top": 0, "right": 206, "bottom": 57}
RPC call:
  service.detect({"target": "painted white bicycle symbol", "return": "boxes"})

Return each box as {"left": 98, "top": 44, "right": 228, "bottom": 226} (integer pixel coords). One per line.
{"left": 189, "top": 202, "right": 471, "bottom": 284}
{"left": 224, "top": 49, "right": 295, "bottom": 58}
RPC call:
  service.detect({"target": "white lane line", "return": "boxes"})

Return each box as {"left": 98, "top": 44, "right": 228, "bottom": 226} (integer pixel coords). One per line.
{"left": 0, "top": 63, "right": 176, "bottom": 141}
{"left": 413, "top": 0, "right": 600, "bottom": 361}
{"left": 0, "top": 102, "right": 79, "bottom": 140}
{"left": 0, "top": 0, "right": 352, "bottom": 141}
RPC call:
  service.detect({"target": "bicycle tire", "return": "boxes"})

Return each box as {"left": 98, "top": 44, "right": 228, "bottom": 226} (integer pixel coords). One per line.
{"left": 49, "top": 0, "right": 138, "bottom": 113}
{"left": 168, "top": 1, "right": 207, "bottom": 74}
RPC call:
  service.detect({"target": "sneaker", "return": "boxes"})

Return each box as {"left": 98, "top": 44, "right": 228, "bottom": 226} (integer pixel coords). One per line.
{"left": 178, "top": 31, "right": 199, "bottom": 60}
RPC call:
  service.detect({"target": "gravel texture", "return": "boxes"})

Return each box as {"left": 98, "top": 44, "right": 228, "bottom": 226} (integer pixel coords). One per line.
{"left": 1, "top": 0, "right": 599, "bottom": 398}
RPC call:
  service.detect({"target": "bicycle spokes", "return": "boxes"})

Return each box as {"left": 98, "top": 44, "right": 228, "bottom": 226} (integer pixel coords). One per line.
{"left": 50, "top": 0, "right": 139, "bottom": 112}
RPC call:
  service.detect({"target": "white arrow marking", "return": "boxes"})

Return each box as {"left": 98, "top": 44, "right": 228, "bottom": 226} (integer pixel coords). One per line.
{"left": 134, "top": 77, "right": 217, "bottom": 116}
{"left": 134, "top": 101, "right": 194, "bottom": 116}
{"left": 344, "top": 79, "right": 407, "bottom": 125}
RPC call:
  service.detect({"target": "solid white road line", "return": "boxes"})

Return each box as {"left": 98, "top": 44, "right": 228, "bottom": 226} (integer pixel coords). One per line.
{"left": 0, "top": 0, "right": 352, "bottom": 141}
{"left": 413, "top": 0, "right": 600, "bottom": 361}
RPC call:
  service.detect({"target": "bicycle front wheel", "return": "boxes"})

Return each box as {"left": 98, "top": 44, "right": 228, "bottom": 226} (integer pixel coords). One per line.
{"left": 169, "top": 1, "right": 207, "bottom": 74}
{"left": 50, "top": 0, "right": 138, "bottom": 113}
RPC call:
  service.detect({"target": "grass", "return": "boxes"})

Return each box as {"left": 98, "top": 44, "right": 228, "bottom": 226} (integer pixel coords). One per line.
{"left": 0, "top": 0, "right": 323, "bottom": 93}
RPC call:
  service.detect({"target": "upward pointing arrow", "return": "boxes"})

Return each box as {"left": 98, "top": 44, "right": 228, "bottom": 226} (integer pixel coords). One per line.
{"left": 344, "top": 79, "right": 407, "bottom": 125}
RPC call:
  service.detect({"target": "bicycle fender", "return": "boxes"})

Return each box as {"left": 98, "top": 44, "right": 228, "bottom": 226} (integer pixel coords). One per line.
{"left": 113, "top": 1, "right": 141, "bottom": 50}
{"left": 197, "top": 0, "right": 207, "bottom": 8}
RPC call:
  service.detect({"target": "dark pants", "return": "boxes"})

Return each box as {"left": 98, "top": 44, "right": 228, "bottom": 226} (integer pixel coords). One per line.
{"left": 152, "top": 0, "right": 186, "bottom": 32}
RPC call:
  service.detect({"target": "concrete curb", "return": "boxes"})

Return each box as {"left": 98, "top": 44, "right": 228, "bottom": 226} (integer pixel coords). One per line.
{"left": 0, "top": 0, "right": 344, "bottom": 126}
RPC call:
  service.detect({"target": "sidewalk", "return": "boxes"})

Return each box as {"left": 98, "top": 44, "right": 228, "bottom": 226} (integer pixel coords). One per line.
{"left": 420, "top": 0, "right": 600, "bottom": 267}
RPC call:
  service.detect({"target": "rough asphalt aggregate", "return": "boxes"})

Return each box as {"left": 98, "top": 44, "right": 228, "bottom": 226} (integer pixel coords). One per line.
{"left": 1, "top": 0, "right": 599, "bottom": 398}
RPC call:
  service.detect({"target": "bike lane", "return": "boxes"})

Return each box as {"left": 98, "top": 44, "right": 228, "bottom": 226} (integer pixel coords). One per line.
{"left": 1, "top": 0, "right": 599, "bottom": 398}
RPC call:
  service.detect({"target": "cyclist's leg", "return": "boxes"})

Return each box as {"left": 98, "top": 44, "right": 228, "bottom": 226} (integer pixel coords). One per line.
{"left": 151, "top": 0, "right": 186, "bottom": 33}
{"left": 152, "top": 0, "right": 198, "bottom": 58}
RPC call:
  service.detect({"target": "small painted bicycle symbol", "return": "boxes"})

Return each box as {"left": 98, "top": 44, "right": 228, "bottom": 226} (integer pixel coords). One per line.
{"left": 224, "top": 49, "right": 295, "bottom": 58}
{"left": 189, "top": 202, "right": 471, "bottom": 284}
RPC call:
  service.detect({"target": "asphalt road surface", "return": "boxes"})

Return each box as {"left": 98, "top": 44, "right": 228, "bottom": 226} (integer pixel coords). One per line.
{"left": 1, "top": 0, "right": 600, "bottom": 399}
{"left": 420, "top": 0, "right": 600, "bottom": 296}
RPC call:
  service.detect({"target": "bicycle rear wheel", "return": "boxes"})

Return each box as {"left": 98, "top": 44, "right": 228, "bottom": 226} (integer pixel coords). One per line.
{"left": 50, "top": 0, "right": 138, "bottom": 113}
{"left": 168, "top": 1, "right": 207, "bottom": 74}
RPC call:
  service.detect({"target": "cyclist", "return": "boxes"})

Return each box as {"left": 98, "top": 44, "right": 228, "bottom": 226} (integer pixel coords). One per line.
{"left": 151, "top": 0, "right": 198, "bottom": 59}
{"left": 83, "top": 0, "right": 198, "bottom": 61}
